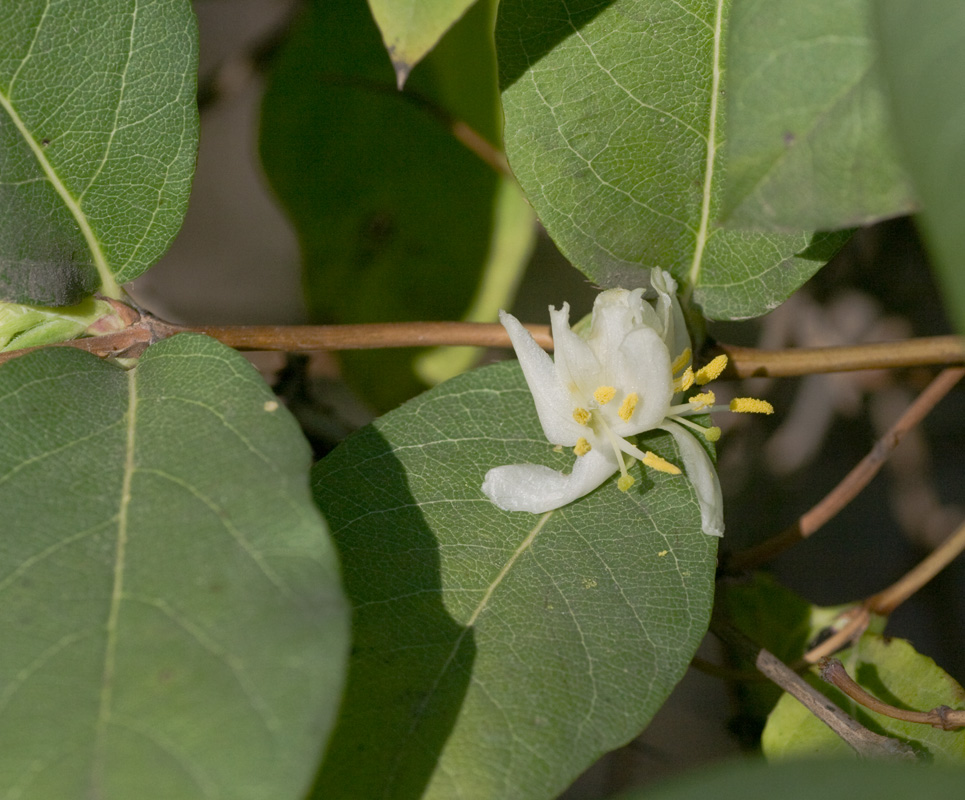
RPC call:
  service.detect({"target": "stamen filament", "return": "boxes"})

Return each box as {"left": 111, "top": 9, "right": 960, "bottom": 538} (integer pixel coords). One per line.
{"left": 673, "top": 414, "right": 721, "bottom": 442}
{"left": 600, "top": 420, "right": 635, "bottom": 490}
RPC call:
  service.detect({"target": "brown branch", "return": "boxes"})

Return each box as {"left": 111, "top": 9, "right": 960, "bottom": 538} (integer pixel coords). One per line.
{"left": 717, "top": 337, "right": 965, "bottom": 378}
{"left": 1, "top": 316, "right": 965, "bottom": 379}
{"left": 725, "top": 367, "right": 965, "bottom": 572}
{"left": 866, "top": 517, "right": 965, "bottom": 615}
{"left": 712, "top": 621, "right": 917, "bottom": 760}
{"left": 820, "top": 658, "right": 965, "bottom": 731}
{"left": 798, "top": 517, "right": 965, "bottom": 663}
{"left": 190, "top": 322, "right": 552, "bottom": 351}
{"left": 801, "top": 606, "right": 873, "bottom": 664}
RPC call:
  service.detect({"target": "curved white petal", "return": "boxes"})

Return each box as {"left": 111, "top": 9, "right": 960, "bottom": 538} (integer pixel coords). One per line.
{"left": 660, "top": 421, "right": 724, "bottom": 537}
{"left": 608, "top": 326, "right": 675, "bottom": 435}
{"left": 586, "top": 288, "right": 644, "bottom": 373}
{"left": 481, "top": 448, "right": 618, "bottom": 513}
{"left": 499, "top": 309, "right": 583, "bottom": 446}
{"left": 649, "top": 268, "right": 691, "bottom": 359}
{"left": 549, "top": 302, "right": 603, "bottom": 395}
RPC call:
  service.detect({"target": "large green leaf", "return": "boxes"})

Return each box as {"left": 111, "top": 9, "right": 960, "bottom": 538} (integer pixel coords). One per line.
{"left": 262, "top": 0, "right": 534, "bottom": 411}
{"left": 0, "top": 336, "right": 347, "bottom": 799}
{"left": 763, "top": 635, "right": 965, "bottom": 762}
{"left": 723, "top": 0, "right": 915, "bottom": 231}
{"left": 875, "top": 3, "right": 965, "bottom": 334}
{"left": 311, "top": 360, "right": 717, "bottom": 799}
{"left": 496, "top": 0, "right": 847, "bottom": 320}
{"left": 0, "top": 0, "right": 199, "bottom": 306}
{"left": 615, "top": 759, "right": 965, "bottom": 800}
{"left": 368, "top": 0, "right": 479, "bottom": 88}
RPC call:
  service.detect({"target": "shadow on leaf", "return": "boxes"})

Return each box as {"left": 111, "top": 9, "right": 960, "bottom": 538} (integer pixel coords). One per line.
{"left": 310, "top": 426, "right": 474, "bottom": 799}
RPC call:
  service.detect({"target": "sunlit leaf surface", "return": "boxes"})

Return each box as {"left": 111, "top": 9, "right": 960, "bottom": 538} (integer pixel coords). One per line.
{"left": 0, "top": 0, "right": 198, "bottom": 304}
{"left": 724, "top": 0, "right": 915, "bottom": 231}
{"left": 497, "top": 0, "right": 847, "bottom": 320}
{"left": 312, "top": 360, "right": 716, "bottom": 799}
{"left": 0, "top": 336, "right": 347, "bottom": 799}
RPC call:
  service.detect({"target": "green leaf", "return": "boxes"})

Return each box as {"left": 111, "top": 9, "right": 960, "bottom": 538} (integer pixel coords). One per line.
{"left": 368, "top": 0, "right": 479, "bottom": 88}
{"left": 0, "top": 0, "right": 199, "bottom": 305}
{"left": 723, "top": 0, "right": 916, "bottom": 232}
{"left": 0, "top": 336, "right": 348, "bottom": 799}
{"left": 262, "top": 0, "right": 534, "bottom": 410}
{"left": 763, "top": 634, "right": 965, "bottom": 762}
{"left": 614, "top": 758, "right": 965, "bottom": 800}
{"left": 311, "top": 360, "right": 717, "bottom": 799}
{"left": 0, "top": 297, "right": 119, "bottom": 351}
{"left": 875, "top": 2, "right": 965, "bottom": 334}
{"left": 496, "top": 0, "right": 848, "bottom": 320}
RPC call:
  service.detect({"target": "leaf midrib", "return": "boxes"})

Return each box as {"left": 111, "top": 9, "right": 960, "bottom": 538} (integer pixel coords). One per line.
{"left": 687, "top": 0, "right": 725, "bottom": 291}
{"left": 382, "top": 509, "right": 555, "bottom": 794}
{"left": 0, "top": 36, "right": 122, "bottom": 299}
{"left": 91, "top": 367, "right": 136, "bottom": 787}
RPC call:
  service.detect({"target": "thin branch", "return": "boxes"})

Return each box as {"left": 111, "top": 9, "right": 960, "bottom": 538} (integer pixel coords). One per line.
{"left": 801, "top": 606, "right": 873, "bottom": 664}
{"left": 716, "top": 337, "right": 965, "bottom": 378}
{"left": 1, "top": 316, "right": 964, "bottom": 378}
{"left": 726, "top": 367, "right": 965, "bottom": 572}
{"left": 866, "top": 517, "right": 965, "bottom": 615}
{"left": 190, "top": 322, "right": 552, "bottom": 351}
{"left": 798, "top": 518, "right": 965, "bottom": 663}
{"left": 712, "top": 621, "right": 917, "bottom": 760}
{"left": 820, "top": 658, "right": 965, "bottom": 731}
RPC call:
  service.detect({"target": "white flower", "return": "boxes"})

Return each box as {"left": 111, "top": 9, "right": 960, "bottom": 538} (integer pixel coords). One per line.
{"left": 482, "top": 268, "right": 772, "bottom": 537}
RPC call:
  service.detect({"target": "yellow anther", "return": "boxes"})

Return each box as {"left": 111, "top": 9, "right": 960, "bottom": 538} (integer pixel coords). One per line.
{"left": 618, "top": 392, "right": 639, "bottom": 421}
{"left": 729, "top": 397, "right": 774, "bottom": 415}
{"left": 573, "top": 437, "right": 592, "bottom": 456}
{"left": 673, "top": 367, "right": 694, "bottom": 393}
{"left": 573, "top": 407, "right": 591, "bottom": 425}
{"left": 687, "top": 391, "right": 715, "bottom": 411}
{"left": 703, "top": 426, "right": 721, "bottom": 442}
{"left": 617, "top": 473, "right": 636, "bottom": 492}
{"left": 593, "top": 385, "right": 616, "bottom": 405}
{"left": 642, "top": 451, "right": 681, "bottom": 475}
{"left": 695, "top": 354, "right": 728, "bottom": 385}
{"left": 671, "top": 348, "right": 692, "bottom": 375}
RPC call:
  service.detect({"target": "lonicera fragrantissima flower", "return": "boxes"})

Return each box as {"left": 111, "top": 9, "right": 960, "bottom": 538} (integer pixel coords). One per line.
{"left": 481, "top": 268, "right": 772, "bottom": 537}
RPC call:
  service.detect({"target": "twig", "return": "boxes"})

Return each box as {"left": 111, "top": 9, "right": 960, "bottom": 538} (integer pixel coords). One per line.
{"left": 189, "top": 322, "right": 552, "bottom": 351}
{"left": 798, "top": 518, "right": 965, "bottom": 662}
{"left": 726, "top": 367, "right": 965, "bottom": 572}
{"left": 2, "top": 316, "right": 965, "bottom": 378}
{"left": 820, "top": 658, "right": 965, "bottom": 731}
{"left": 866, "top": 517, "right": 965, "bottom": 615}
{"left": 717, "top": 337, "right": 965, "bottom": 378}
{"left": 712, "top": 621, "right": 917, "bottom": 760}
{"left": 801, "top": 606, "right": 873, "bottom": 664}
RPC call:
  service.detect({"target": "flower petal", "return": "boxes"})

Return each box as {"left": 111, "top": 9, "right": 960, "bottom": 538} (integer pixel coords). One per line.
{"left": 660, "top": 421, "right": 724, "bottom": 537}
{"left": 481, "top": 448, "right": 618, "bottom": 513}
{"left": 499, "top": 309, "right": 584, "bottom": 446}
{"left": 549, "top": 302, "right": 604, "bottom": 397}
{"left": 607, "top": 326, "right": 675, "bottom": 435}
{"left": 586, "top": 288, "right": 644, "bottom": 372}
{"left": 649, "top": 268, "right": 691, "bottom": 360}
